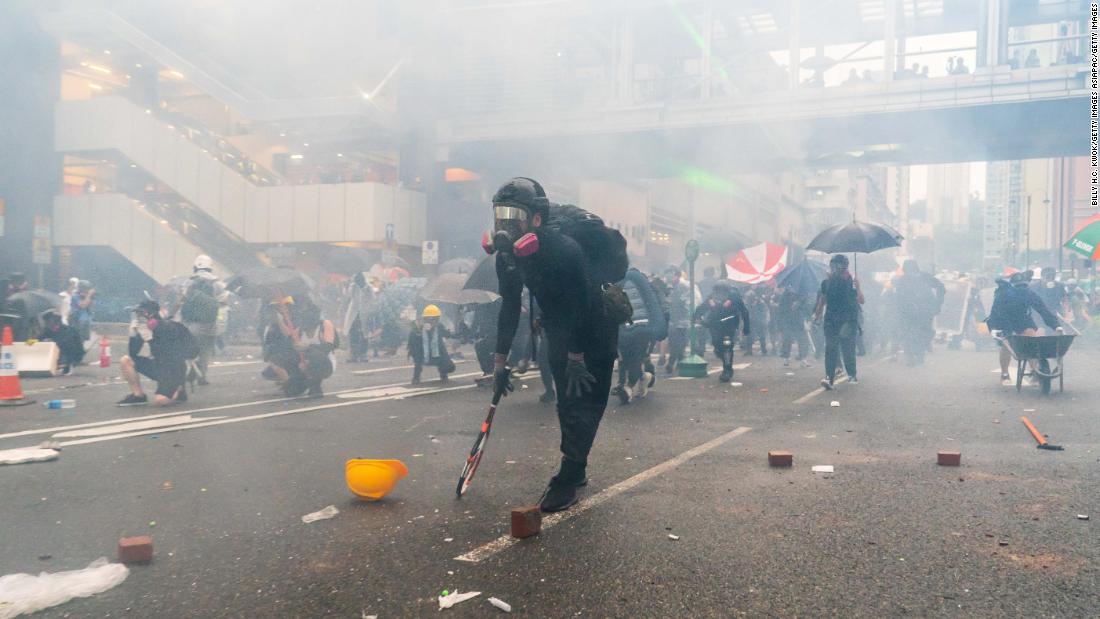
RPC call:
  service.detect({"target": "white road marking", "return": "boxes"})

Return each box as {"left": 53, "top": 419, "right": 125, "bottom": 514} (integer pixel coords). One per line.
{"left": 669, "top": 363, "right": 750, "bottom": 380}
{"left": 793, "top": 377, "right": 849, "bottom": 404}
{"left": 51, "top": 372, "right": 541, "bottom": 448}
{"left": 53, "top": 415, "right": 227, "bottom": 438}
{"left": 209, "top": 360, "right": 264, "bottom": 367}
{"left": 0, "top": 373, "right": 483, "bottom": 443}
{"left": 454, "top": 426, "right": 753, "bottom": 563}
{"left": 350, "top": 360, "right": 470, "bottom": 376}
{"left": 55, "top": 383, "right": 484, "bottom": 447}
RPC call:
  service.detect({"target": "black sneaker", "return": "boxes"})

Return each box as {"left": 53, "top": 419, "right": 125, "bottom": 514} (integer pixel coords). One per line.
{"left": 117, "top": 394, "right": 148, "bottom": 407}
{"left": 539, "top": 482, "right": 579, "bottom": 513}
{"left": 539, "top": 390, "right": 556, "bottom": 404}
{"left": 719, "top": 370, "right": 732, "bottom": 383}
{"left": 308, "top": 383, "right": 324, "bottom": 398}
{"left": 820, "top": 378, "right": 833, "bottom": 391}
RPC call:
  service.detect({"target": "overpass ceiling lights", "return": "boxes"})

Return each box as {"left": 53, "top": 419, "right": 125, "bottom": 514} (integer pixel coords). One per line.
{"left": 858, "top": 0, "right": 944, "bottom": 22}
{"left": 736, "top": 13, "right": 778, "bottom": 36}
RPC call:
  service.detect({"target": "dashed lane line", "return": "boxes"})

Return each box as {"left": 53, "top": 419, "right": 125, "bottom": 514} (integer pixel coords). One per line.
{"left": 454, "top": 426, "right": 753, "bottom": 563}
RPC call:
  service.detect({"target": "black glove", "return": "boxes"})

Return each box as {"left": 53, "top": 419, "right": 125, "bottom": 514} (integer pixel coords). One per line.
{"left": 493, "top": 365, "right": 514, "bottom": 397}
{"left": 564, "top": 355, "right": 596, "bottom": 398}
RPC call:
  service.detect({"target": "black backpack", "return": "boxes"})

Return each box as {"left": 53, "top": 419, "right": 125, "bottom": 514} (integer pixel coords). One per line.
{"left": 546, "top": 204, "right": 629, "bottom": 286}
{"left": 181, "top": 278, "right": 219, "bottom": 324}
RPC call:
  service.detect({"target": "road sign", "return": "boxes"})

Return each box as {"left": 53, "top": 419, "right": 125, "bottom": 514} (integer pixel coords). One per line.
{"left": 33, "top": 238, "right": 52, "bottom": 265}
{"left": 421, "top": 240, "right": 438, "bottom": 265}
{"left": 0, "top": 199, "right": 5, "bottom": 237}
{"left": 33, "top": 215, "right": 50, "bottom": 239}
{"left": 385, "top": 223, "right": 395, "bottom": 242}
{"left": 685, "top": 239, "right": 700, "bottom": 263}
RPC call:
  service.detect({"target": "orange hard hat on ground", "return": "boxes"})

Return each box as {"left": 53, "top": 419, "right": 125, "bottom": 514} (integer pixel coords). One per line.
{"left": 345, "top": 459, "right": 409, "bottom": 500}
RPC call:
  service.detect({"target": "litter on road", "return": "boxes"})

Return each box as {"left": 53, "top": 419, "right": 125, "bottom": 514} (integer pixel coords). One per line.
{"left": 1077, "top": 514, "right": 1090, "bottom": 520}
{"left": 668, "top": 534, "right": 680, "bottom": 541}
{"left": 0, "top": 557, "right": 129, "bottom": 619}
{"left": 488, "top": 597, "right": 513, "bottom": 612}
{"left": 438, "top": 589, "right": 480, "bottom": 610}
{"left": 301, "top": 505, "right": 339, "bottom": 523}
{"left": 830, "top": 401, "right": 840, "bottom": 407}
{"left": 0, "top": 447, "right": 60, "bottom": 466}
{"left": 812, "top": 465, "right": 835, "bottom": 474}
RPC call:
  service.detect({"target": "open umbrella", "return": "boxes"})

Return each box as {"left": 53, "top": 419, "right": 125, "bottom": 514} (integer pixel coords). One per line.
{"left": 463, "top": 255, "right": 499, "bottom": 294}
{"left": 725, "top": 242, "right": 789, "bottom": 284}
{"left": 439, "top": 258, "right": 476, "bottom": 275}
{"left": 2, "top": 290, "right": 62, "bottom": 318}
{"left": 806, "top": 221, "right": 903, "bottom": 254}
{"left": 775, "top": 259, "right": 829, "bottom": 297}
{"left": 1064, "top": 213, "right": 1100, "bottom": 260}
{"left": 226, "top": 267, "right": 312, "bottom": 300}
{"left": 420, "top": 273, "right": 500, "bottom": 306}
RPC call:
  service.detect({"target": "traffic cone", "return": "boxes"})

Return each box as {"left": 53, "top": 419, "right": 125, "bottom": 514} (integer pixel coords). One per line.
{"left": 0, "top": 326, "right": 35, "bottom": 407}
{"left": 100, "top": 336, "right": 112, "bottom": 368}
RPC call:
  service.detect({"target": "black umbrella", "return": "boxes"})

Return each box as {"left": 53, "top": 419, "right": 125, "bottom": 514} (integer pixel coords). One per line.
{"left": 775, "top": 260, "right": 829, "bottom": 297}
{"left": 463, "top": 255, "right": 498, "bottom": 294}
{"left": 226, "top": 267, "right": 313, "bottom": 300}
{"left": 806, "top": 221, "right": 903, "bottom": 254}
{"left": 3, "top": 290, "right": 62, "bottom": 318}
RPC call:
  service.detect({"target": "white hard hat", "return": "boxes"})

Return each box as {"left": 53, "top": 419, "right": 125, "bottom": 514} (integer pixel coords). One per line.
{"left": 194, "top": 255, "right": 214, "bottom": 271}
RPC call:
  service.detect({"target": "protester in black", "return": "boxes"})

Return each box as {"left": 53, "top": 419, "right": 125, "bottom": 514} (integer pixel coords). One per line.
{"left": 39, "top": 310, "right": 85, "bottom": 375}
{"left": 699, "top": 281, "right": 750, "bottom": 382}
{"left": 490, "top": 177, "right": 620, "bottom": 512}
{"left": 812, "top": 254, "right": 864, "bottom": 390}
{"left": 893, "top": 260, "right": 944, "bottom": 366}
{"left": 775, "top": 287, "right": 812, "bottom": 367}
{"left": 118, "top": 300, "right": 193, "bottom": 406}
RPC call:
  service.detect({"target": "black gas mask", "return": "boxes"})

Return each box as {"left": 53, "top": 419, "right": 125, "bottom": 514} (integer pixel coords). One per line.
{"left": 485, "top": 205, "right": 539, "bottom": 257}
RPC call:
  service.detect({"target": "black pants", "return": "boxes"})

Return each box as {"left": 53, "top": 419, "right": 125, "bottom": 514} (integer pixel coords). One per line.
{"left": 474, "top": 336, "right": 496, "bottom": 375}
{"left": 780, "top": 323, "right": 810, "bottom": 360}
{"left": 667, "top": 326, "right": 688, "bottom": 368}
{"left": 348, "top": 317, "right": 369, "bottom": 360}
{"left": 536, "top": 333, "right": 554, "bottom": 395}
{"left": 711, "top": 330, "right": 736, "bottom": 371}
{"left": 824, "top": 322, "right": 857, "bottom": 381}
{"left": 547, "top": 327, "right": 617, "bottom": 468}
{"left": 617, "top": 327, "right": 651, "bottom": 387}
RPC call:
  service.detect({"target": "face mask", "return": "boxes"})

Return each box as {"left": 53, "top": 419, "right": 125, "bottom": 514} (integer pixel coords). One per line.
{"left": 1046, "top": 281, "right": 1056, "bottom": 289}
{"left": 146, "top": 317, "right": 159, "bottom": 331}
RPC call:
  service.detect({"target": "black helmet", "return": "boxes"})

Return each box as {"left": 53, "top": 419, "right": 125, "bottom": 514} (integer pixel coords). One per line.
{"left": 492, "top": 177, "right": 549, "bottom": 218}
{"left": 1009, "top": 271, "right": 1031, "bottom": 286}
{"left": 136, "top": 299, "right": 161, "bottom": 316}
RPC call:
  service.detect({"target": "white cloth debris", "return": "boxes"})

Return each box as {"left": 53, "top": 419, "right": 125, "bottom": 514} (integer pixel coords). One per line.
{"left": 668, "top": 534, "right": 680, "bottom": 541}
{"left": 488, "top": 597, "right": 512, "bottom": 612}
{"left": 301, "top": 505, "right": 339, "bottom": 523}
{"left": 811, "top": 465, "right": 834, "bottom": 474}
{"left": 0, "top": 557, "right": 128, "bottom": 619}
{"left": 830, "top": 401, "right": 840, "bottom": 408}
{"left": 0, "top": 448, "right": 59, "bottom": 466}
{"left": 438, "top": 589, "right": 480, "bottom": 610}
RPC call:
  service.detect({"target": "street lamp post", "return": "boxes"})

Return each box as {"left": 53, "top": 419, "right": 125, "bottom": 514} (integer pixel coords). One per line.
{"left": 1024, "top": 195, "right": 1031, "bottom": 268}
{"left": 678, "top": 239, "right": 708, "bottom": 378}
{"left": 1042, "top": 198, "right": 1050, "bottom": 269}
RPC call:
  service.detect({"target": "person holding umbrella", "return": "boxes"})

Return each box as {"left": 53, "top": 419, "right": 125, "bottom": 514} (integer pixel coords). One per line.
{"left": 812, "top": 254, "right": 864, "bottom": 390}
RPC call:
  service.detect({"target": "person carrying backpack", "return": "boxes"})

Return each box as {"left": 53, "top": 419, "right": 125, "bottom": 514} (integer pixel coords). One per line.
{"left": 487, "top": 177, "right": 629, "bottom": 512}
{"left": 613, "top": 267, "right": 666, "bottom": 404}
{"left": 118, "top": 300, "right": 197, "bottom": 406}
{"left": 179, "top": 255, "right": 226, "bottom": 385}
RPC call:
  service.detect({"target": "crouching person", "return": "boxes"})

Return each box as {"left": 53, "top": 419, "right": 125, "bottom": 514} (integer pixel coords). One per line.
{"left": 408, "top": 304, "right": 455, "bottom": 384}
{"left": 291, "top": 300, "right": 337, "bottom": 398}
{"left": 118, "top": 300, "right": 196, "bottom": 406}
{"left": 38, "top": 310, "right": 85, "bottom": 375}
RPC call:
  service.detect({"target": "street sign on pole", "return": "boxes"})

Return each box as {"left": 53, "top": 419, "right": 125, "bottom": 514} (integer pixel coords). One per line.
{"left": 32, "top": 215, "right": 51, "bottom": 265}
{"left": 385, "top": 223, "right": 395, "bottom": 242}
{"left": 0, "top": 199, "right": 6, "bottom": 237}
{"left": 421, "top": 240, "right": 439, "bottom": 265}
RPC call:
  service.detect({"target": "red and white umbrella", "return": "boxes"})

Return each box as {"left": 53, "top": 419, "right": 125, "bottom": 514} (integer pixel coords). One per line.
{"left": 725, "top": 242, "right": 789, "bottom": 284}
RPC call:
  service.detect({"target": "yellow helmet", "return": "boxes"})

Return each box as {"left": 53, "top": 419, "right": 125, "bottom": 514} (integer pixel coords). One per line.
{"left": 421, "top": 304, "right": 442, "bottom": 318}
{"left": 345, "top": 459, "right": 409, "bottom": 500}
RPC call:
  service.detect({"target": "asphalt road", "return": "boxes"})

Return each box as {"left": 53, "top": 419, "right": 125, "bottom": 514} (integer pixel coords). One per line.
{"left": 0, "top": 341, "right": 1096, "bottom": 618}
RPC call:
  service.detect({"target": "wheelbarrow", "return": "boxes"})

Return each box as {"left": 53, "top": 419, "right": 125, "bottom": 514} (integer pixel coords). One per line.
{"left": 1001, "top": 334, "right": 1076, "bottom": 395}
